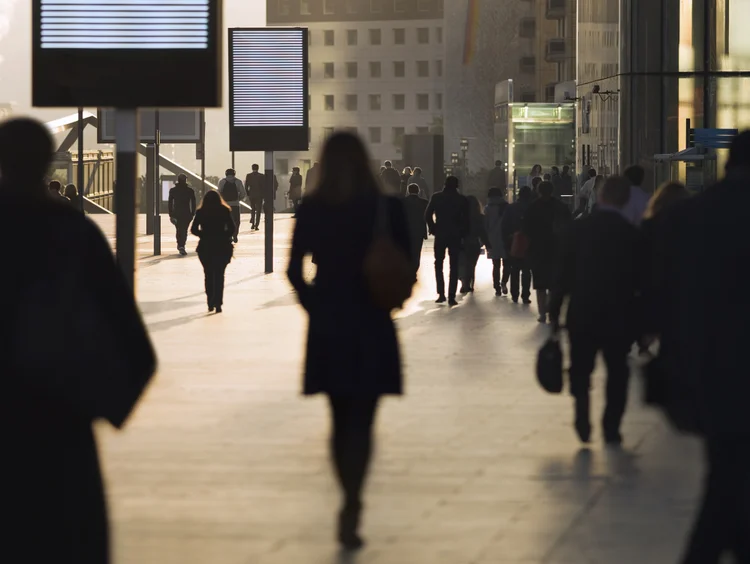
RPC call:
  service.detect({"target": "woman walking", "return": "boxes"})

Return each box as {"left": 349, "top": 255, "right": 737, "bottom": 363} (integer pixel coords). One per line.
{"left": 484, "top": 187, "right": 509, "bottom": 296}
{"left": 190, "top": 190, "right": 235, "bottom": 313}
{"left": 287, "top": 132, "right": 410, "bottom": 550}
{"left": 400, "top": 166, "right": 413, "bottom": 196}
{"left": 460, "top": 195, "right": 491, "bottom": 294}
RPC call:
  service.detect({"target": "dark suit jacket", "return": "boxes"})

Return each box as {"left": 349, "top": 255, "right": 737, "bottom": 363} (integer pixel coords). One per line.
{"left": 402, "top": 194, "right": 429, "bottom": 241}
{"left": 425, "top": 188, "right": 469, "bottom": 242}
{"left": 168, "top": 183, "right": 196, "bottom": 220}
{"left": 549, "top": 209, "right": 639, "bottom": 339}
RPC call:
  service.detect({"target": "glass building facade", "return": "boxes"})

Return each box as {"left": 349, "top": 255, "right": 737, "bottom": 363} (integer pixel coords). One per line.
{"left": 577, "top": 0, "right": 750, "bottom": 190}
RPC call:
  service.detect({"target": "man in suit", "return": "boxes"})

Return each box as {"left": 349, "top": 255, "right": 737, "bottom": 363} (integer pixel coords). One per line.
{"left": 549, "top": 175, "right": 639, "bottom": 445}
{"left": 245, "top": 164, "right": 265, "bottom": 231}
{"left": 655, "top": 132, "right": 750, "bottom": 563}
{"left": 401, "top": 183, "right": 429, "bottom": 272}
{"left": 425, "top": 176, "right": 469, "bottom": 307}
{"left": 218, "top": 168, "right": 247, "bottom": 243}
{"left": 168, "top": 173, "right": 196, "bottom": 255}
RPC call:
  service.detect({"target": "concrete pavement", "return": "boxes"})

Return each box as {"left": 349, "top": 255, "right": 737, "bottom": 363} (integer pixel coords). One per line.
{"left": 92, "top": 214, "right": 704, "bottom": 564}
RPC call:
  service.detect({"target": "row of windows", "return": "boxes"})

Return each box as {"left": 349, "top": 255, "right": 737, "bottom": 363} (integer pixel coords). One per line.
{"left": 316, "top": 93, "right": 442, "bottom": 111}
{"left": 317, "top": 60, "right": 443, "bottom": 79}
{"left": 279, "top": 0, "right": 443, "bottom": 17}
{"left": 317, "top": 26, "right": 442, "bottom": 47}
{"left": 316, "top": 125, "right": 433, "bottom": 145}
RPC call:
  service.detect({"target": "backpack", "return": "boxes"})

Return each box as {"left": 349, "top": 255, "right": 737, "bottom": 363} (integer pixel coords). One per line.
{"left": 363, "top": 197, "right": 416, "bottom": 311}
{"left": 223, "top": 179, "right": 239, "bottom": 202}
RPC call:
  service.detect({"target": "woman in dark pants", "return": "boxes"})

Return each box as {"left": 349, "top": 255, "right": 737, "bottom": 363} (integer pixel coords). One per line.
{"left": 287, "top": 132, "right": 410, "bottom": 551}
{"left": 191, "top": 190, "right": 235, "bottom": 313}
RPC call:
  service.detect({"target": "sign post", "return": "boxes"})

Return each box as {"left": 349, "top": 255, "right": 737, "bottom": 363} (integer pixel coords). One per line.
{"left": 114, "top": 109, "right": 139, "bottom": 289}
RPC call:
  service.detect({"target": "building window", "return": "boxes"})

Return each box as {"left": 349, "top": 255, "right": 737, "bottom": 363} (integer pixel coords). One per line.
{"left": 437, "top": 27, "right": 443, "bottom": 44}
{"left": 417, "top": 60, "right": 429, "bottom": 77}
{"left": 417, "top": 28, "right": 429, "bottom": 44}
{"left": 392, "top": 126, "right": 405, "bottom": 148}
{"left": 436, "top": 92, "right": 443, "bottom": 110}
{"left": 520, "top": 91, "right": 536, "bottom": 103}
{"left": 436, "top": 60, "right": 443, "bottom": 77}
{"left": 324, "top": 0, "right": 335, "bottom": 14}
{"left": 346, "top": 62, "right": 358, "bottom": 78}
{"left": 324, "top": 95, "right": 335, "bottom": 111}
{"left": 324, "top": 62, "right": 335, "bottom": 78}
{"left": 369, "top": 61, "right": 382, "bottom": 78}
{"left": 324, "top": 30, "right": 334, "bottom": 46}
{"left": 369, "top": 29, "right": 381, "bottom": 45}
{"left": 278, "top": 0, "right": 290, "bottom": 15}
{"left": 324, "top": 127, "right": 334, "bottom": 139}
{"left": 369, "top": 127, "right": 382, "bottom": 144}
{"left": 394, "top": 0, "right": 407, "bottom": 13}
{"left": 416, "top": 126, "right": 429, "bottom": 134}
{"left": 369, "top": 94, "right": 382, "bottom": 110}
{"left": 417, "top": 94, "right": 429, "bottom": 110}
{"left": 394, "top": 28, "right": 406, "bottom": 45}
{"left": 519, "top": 56, "right": 536, "bottom": 74}
{"left": 418, "top": 0, "right": 431, "bottom": 11}
{"left": 370, "top": 0, "right": 383, "bottom": 13}
{"left": 346, "top": 94, "right": 358, "bottom": 111}
{"left": 519, "top": 18, "right": 535, "bottom": 38}
{"left": 301, "top": 0, "right": 311, "bottom": 15}
{"left": 276, "top": 158, "right": 289, "bottom": 175}
{"left": 393, "top": 94, "right": 405, "bottom": 110}
{"left": 347, "top": 29, "right": 358, "bottom": 45}
{"left": 394, "top": 61, "right": 406, "bottom": 77}
{"left": 346, "top": 0, "right": 358, "bottom": 14}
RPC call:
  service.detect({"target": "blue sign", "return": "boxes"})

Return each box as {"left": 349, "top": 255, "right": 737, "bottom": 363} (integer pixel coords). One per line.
{"left": 691, "top": 128, "right": 738, "bottom": 149}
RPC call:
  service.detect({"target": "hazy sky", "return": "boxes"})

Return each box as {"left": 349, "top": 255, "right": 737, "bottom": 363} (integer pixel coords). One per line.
{"left": 0, "top": 0, "right": 267, "bottom": 177}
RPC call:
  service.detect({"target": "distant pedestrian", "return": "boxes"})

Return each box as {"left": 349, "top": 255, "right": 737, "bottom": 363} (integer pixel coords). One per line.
{"left": 190, "top": 190, "right": 235, "bottom": 313}
{"left": 48, "top": 179, "right": 68, "bottom": 203}
{"left": 575, "top": 168, "right": 597, "bottom": 218}
{"left": 305, "top": 161, "right": 320, "bottom": 193}
{"left": 484, "top": 186, "right": 510, "bottom": 296}
{"left": 244, "top": 164, "right": 265, "bottom": 231}
{"left": 460, "top": 195, "right": 491, "bottom": 294}
{"left": 560, "top": 165, "right": 574, "bottom": 201}
{"left": 549, "top": 175, "right": 640, "bottom": 445}
{"left": 501, "top": 185, "right": 533, "bottom": 303}
{"left": 531, "top": 176, "right": 543, "bottom": 200}
{"left": 218, "top": 168, "right": 246, "bottom": 243}
{"left": 380, "top": 160, "right": 401, "bottom": 195}
{"left": 550, "top": 166, "right": 562, "bottom": 199}
{"left": 289, "top": 166, "right": 303, "bottom": 215}
{"left": 426, "top": 175, "right": 469, "bottom": 306}
{"left": 487, "top": 160, "right": 507, "bottom": 192}
{"left": 523, "top": 180, "right": 571, "bottom": 322}
{"left": 64, "top": 183, "right": 83, "bottom": 212}
{"left": 588, "top": 175, "right": 605, "bottom": 215}
{"left": 408, "top": 166, "right": 431, "bottom": 199}
{"left": 402, "top": 183, "right": 428, "bottom": 272}
{"left": 2, "top": 117, "right": 156, "bottom": 564}
{"left": 622, "top": 165, "right": 650, "bottom": 225}
{"left": 400, "top": 166, "right": 412, "bottom": 195}
{"left": 287, "top": 132, "right": 411, "bottom": 551}
{"left": 168, "top": 173, "right": 196, "bottom": 255}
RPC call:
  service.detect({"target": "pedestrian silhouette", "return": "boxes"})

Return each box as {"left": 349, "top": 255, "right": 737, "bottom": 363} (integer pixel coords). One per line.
{"left": 64, "top": 183, "right": 83, "bottom": 211}
{"left": 1, "top": 117, "right": 156, "bottom": 564}
{"left": 245, "top": 164, "right": 265, "bottom": 231}
{"left": 168, "top": 173, "right": 196, "bottom": 255}
{"left": 190, "top": 190, "right": 235, "bottom": 313}
{"left": 287, "top": 132, "right": 410, "bottom": 551}
{"left": 484, "top": 186, "right": 510, "bottom": 296}
{"left": 402, "top": 183, "right": 428, "bottom": 272}
{"left": 501, "top": 185, "right": 533, "bottom": 303}
{"left": 218, "top": 168, "right": 246, "bottom": 242}
{"left": 459, "top": 195, "right": 491, "bottom": 294}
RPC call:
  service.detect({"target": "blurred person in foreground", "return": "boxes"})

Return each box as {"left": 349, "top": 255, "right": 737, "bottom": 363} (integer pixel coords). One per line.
{"left": 1, "top": 118, "right": 155, "bottom": 563}
{"left": 287, "top": 132, "right": 411, "bottom": 551}
{"left": 650, "top": 132, "right": 750, "bottom": 563}
{"left": 168, "top": 173, "right": 197, "bottom": 256}
{"left": 549, "top": 176, "right": 640, "bottom": 445}
{"left": 191, "top": 190, "right": 235, "bottom": 313}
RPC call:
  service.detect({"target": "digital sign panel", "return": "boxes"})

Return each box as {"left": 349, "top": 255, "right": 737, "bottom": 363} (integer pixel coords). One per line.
{"left": 32, "top": 0, "right": 222, "bottom": 108}
{"left": 229, "top": 28, "right": 308, "bottom": 152}
{"left": 97, "top": 109, "right": 203, "bottom": 144}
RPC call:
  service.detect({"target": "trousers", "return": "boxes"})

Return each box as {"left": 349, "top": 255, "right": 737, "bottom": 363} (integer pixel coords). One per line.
{"left": 229, "top": 206, "right": 240, "bottom": 239}
{"left": 410, "top": 237, "right": 425, "bottom": 273}
{"left": 434, "top": 238, "right": 461, "bottom": 299}
{"left": 250, "top": 199, "right": 263, "bottom": 228}
{"left": 461, "top": 248, "right": 481, "bottom": 290}
{"left": 568, "top": 333, "right": 631, "bottom": 438}
{"left": 199, "top": 254, "right": 229, "bottom": 308}
{"left": 492, "top": 258, "right": 511, "bottom": 290}
{"left": 509, "top": 257, "right": 532, "bottom": 300}
{"left": 328, "top": 396, "right": 380, "bottom": 508}
{"left": 175, "top": 217, "right": 190, "bottom": 248}
{"left": 682, "top": 434, "right": 750, "bottom": 563}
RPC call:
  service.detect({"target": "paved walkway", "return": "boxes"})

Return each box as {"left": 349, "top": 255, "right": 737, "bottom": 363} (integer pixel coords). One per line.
{"left": 93, "top": 215, "right": 703, "bottom": 564}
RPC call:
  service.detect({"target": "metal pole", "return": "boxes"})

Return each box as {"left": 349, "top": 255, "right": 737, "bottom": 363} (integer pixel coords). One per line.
{"left": 145, "top": 145, "right": 155, "bottom": 235}
{"left": 154, "top": 110, "right": 161, "bottom": 256}
{"left": 77, "top": 107, "right": 84, "bottom": 213}
{"left": 264, "top": 151, "right": 274, "bottom": 274}
{"left": 200, "top": 110, "right": 206, "bottom": 198}
{"left": 114, "top": 108, "right": 139, "bottom": 290}
{"left": 232, "top": 151, "right": 236, "bottom": 171}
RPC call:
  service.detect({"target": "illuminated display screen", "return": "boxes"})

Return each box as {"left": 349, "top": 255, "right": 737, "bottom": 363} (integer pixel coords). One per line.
{"left": 229, "top": 28, "right": 309, "bottom": 151}
{"left": 39, "top": 0, "right": 210, "bottom": 49}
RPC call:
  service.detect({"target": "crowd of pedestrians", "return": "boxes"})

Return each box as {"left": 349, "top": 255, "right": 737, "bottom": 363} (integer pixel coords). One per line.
{"left": 6, "top": 114, "right": 749, "bottom": 563}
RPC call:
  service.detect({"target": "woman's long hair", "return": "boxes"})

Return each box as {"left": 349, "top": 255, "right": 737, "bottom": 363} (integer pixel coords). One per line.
{"left": 402, "top": 166, "right": 412, "bottom": 177}
{"left": 308, "top": 132, "right": 381, "bottom": 204}
{"left": 198, "top": 189, "right": 231, "bottom": 213}
{"left": 64, "top": 183, "right": 78, "bottom": 198}
{"left": 644, "top": 181, "right": 689, "bottom": 219}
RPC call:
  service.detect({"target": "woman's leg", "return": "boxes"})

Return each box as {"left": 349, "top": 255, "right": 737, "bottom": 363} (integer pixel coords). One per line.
{"left": 215, "top": 260, "right": 229, "bottom": 308}
{"left": 199, "top": 254, "right": 214, "bottom": 308}
{"left": 468, "top": 251, "right": 480, "bottom": 290}
{"left": 492, "top": 258, "right": 501, "bottom": 291}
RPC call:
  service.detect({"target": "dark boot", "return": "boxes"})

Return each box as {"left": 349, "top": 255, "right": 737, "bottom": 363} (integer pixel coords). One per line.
{"left": 574, "top": 397, "right": 591, "bottom": 443}
{"left": 337, "top": 500, "right": 364, "bottom": 550}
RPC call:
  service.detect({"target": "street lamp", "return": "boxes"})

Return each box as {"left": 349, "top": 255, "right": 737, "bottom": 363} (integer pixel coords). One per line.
{"left": 451, "top": 152, "right": 459, "bottom": 167}
{"left": 459, "top": 138, "right": 469, "bottom": 182}
{"left": 444, "top": 164, "right": 453, "bottom": 177}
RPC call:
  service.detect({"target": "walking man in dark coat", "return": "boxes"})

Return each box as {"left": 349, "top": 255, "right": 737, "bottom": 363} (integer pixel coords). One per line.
{"left": 549, "top": 175, "right": 640, "bottom": 445}
{"left": 245, "top": 164, "right": 265, "bottom": 230}
{"left": 402, "top": 183, "right": 429, "bottom": 272}
{"left": 425, "top": 175, "right": 469, "bottom": 306}
{"left": 168, "top": 173, "right": 196, "bottom": 255}
{"left": 380, "top": 160, "right": 402, "bottom": 195}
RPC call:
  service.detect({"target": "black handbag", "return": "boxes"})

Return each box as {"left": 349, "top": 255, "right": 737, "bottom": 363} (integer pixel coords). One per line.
{"left": 537, "top": 336, "right": 564, "bottom": 394}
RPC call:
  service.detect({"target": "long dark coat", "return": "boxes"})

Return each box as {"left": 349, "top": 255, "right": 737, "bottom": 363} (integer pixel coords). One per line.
{"left": 287, "top": 194, "right": 411, "bottom": 396}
